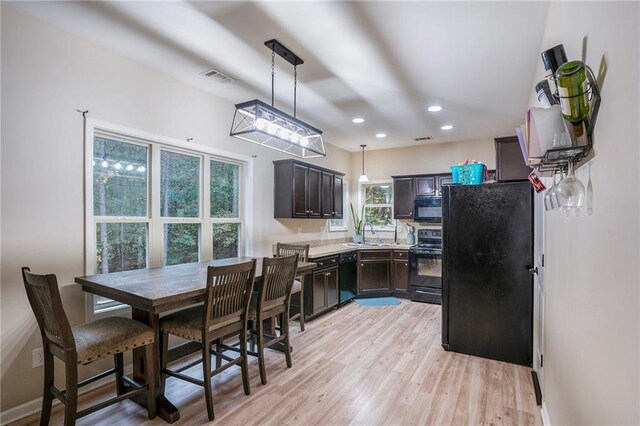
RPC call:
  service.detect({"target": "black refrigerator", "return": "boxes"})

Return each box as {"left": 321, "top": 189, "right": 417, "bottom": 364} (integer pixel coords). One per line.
{"left": 441, "top": 182, "right": 533, "bottom": 366}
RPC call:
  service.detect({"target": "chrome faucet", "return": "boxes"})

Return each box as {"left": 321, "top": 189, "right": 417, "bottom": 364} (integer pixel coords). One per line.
{"left": 363, "top": 222, "right": 375, "bottom": 245}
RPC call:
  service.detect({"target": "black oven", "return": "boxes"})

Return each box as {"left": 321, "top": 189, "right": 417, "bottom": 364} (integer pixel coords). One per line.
{"left": 414, "top": 196, "right": 442, "bottom": 223}
{"left": 409, "top": 229, "right": 442, "bottom": 304}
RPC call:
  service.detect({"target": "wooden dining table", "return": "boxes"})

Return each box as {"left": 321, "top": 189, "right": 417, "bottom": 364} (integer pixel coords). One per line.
{"left": 75, "top": 256, "right": 316, "bottom": 424}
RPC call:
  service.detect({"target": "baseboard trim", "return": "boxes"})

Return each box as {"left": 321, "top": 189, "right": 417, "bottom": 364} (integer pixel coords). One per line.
{"left": 541, "top": 402, "right": 551, "bottom": 426}
{"left": 531, "top": 370, "right": 542, "bottom": 406}
{"left": 0, "top": 365, "right": 132, "bottom": 426}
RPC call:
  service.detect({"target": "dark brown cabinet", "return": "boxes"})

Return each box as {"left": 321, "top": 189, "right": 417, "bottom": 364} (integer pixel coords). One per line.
{"left": 320, "top": 172, "right": 344, "bottom": 219}
{"left": 358, "top": 250, "right": 392, "bottom": 294}
{"left": 293, "top": 164, "right": 308, "bottom": 217}
{"left": 393, "top": 178, "right": 414, "bottom": 219}
{"left": 437, "top": 174, "right": 454, "bottom": 192}
{"left": 308, "top": 168, "right": 322, "bottom": 217}
{"left": 320, "top": 172, "right": 334, "bottom": 219}
{"left": 495, "top": 136, "right": 531, "bottom": 181}
{"left": 393, "top": 170, "right": 496, "bottom": 218}
{"left": 305, "top": 255, "right": 339, "bottom": 318}
{"left": 392, "top": 250, "right": 409, "bottom": 293}
{"left": 333, "top": 175, "right": 344, "bottom": 219}
{"left": 415, "top": 176, "right": 436, "bottom": 196}
{"left": 274, "top": 160, "right": 345, "bottom": 219}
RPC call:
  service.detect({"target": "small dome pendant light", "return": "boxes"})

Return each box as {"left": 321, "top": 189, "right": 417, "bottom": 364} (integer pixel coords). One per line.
{"left": 358, "top": 144, "right": 369, "bottom": 183}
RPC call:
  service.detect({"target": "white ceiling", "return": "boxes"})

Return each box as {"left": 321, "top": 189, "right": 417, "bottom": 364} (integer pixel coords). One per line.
{"left": 8, "top": 1, "right": 550, "bottom": 152}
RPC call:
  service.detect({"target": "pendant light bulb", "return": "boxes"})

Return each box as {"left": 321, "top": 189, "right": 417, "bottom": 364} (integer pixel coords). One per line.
{"left": 359, "top": 144, "right": 369, "bottom": 183}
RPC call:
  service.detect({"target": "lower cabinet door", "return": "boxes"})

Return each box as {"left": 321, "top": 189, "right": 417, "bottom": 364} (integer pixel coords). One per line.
{"left": 312, "top": 271, "right": 327, "bottom": 314}
{"left": 393, "top": 259, "right": 409, "bottom": 292}
{"left": 359, "top": 260, "right": 391, "bottom": 294}
{"left": 326, "top": 268, "right": 339, "bottom": 307}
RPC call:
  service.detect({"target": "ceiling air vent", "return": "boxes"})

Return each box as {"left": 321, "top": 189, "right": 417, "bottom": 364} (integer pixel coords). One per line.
{"left": 414, "top": 136, "right": 433, "bottom": 141}
{"left": 202, "top": 68, "right": 236, "bottom": 84}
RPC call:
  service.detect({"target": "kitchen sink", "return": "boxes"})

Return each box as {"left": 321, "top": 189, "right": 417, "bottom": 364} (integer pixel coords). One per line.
{"left": 343, "top": 242, "right": 394, "bottom": 247}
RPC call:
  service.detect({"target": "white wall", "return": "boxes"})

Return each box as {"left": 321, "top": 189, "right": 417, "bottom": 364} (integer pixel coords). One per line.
{"left": 349, "top": 138, "right": 496, "bottom": 181}
{"left": 0, "top": 6, "right": 351, "bottom": 411}
{"left": 346, "top": 138, "right": 496, "bottom": 238}
{"left": 530, "top": 2, "right": 639, "bottom": 424}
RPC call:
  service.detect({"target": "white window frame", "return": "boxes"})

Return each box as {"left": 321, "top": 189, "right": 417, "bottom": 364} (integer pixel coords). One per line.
{"left": 159, "top": 147, "right": 204, "bottom": 267}
{"left": 328, "top": 182, "right": 349, "bottom": 232}
{"left": 209, "top": 155, "right": 244, "bottom": 260}
{"left": 359, "top": 179, "right": 396, "bottom": 232}
{"left": 84, "top": 119, "right": 253, "bottom": 319}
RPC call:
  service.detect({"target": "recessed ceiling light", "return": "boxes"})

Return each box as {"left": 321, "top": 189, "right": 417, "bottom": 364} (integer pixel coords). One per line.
{"left": 352, "top": 118, "right": 365, "bottom": 123}
{"left": 441, "top": 125, "right": 453, "bottom": 130}
{"left": 428, "top": 105, "right": 443, "bottom": 112}
{"left": 376, "top": 133, "right": 386, "bottom": 138}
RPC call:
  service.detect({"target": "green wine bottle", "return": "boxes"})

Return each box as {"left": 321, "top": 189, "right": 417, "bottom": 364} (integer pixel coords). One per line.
{"left": 555, "top": 60, "right": 590, "bottom": 123}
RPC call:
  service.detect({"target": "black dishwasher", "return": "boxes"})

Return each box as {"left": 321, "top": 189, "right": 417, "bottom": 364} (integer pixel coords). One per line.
{"left": 339, "top": 251, "right": 357, "bottom": 304}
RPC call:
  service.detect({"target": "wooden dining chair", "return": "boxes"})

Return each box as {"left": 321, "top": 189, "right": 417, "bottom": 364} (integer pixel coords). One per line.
{"left": 247, "top": 254, "right": 299, "bottom": 385}
{"left": 159, "top": 259, "right": 256, "bottom": 421}
{"left": 275, "top": 243, "right": 309, "bottom": 331}
{"left": 21, "top": 267, "right": 156, "bottom": 426}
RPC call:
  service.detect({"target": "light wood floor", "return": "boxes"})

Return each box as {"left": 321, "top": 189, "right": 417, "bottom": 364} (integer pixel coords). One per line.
{"left": 14, "top": 300, "right": 541, "bottom": 425}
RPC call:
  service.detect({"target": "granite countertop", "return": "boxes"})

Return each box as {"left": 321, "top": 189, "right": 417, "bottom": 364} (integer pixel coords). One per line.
{"left": 308, "top": 242, "right": 414, "bottom": 259}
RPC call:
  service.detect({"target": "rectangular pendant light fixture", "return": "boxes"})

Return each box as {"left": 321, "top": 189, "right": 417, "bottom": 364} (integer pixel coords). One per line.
{"left": 230, "top": 40, "right": 326, "bottom": 158}
{"left": 230, "top": 99, "right": 325, "bottom": 158}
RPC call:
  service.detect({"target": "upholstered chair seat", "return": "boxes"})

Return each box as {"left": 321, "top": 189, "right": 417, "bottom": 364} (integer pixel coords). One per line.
{"left": 73, "top": 317, "right": 155, "bottom": 365}
{"left": 159, "top": 306, "right": 240, "bottom": 343}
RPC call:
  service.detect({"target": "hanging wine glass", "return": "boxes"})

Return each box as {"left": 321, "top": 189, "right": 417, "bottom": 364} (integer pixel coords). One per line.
{"left": 550, "top": 170, "right": 565, "bottom": 211}
{"left": 556, "top": 161, "right": 585, "bottom": 215}
{"left": 544, "top": 174, "right": 558, "bottom": 211}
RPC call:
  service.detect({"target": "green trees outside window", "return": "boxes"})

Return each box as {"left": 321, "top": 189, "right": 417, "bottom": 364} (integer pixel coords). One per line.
{"left": 363, "top": 184, "right": 394, "bottom": 227}
{"left": 92, "top": 136, "right": 243, "bottom": 291}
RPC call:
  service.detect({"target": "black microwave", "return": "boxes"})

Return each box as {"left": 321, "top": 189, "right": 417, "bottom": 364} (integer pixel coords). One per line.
{"left": 414, "top": 196, "right": 442, "bottom": 223}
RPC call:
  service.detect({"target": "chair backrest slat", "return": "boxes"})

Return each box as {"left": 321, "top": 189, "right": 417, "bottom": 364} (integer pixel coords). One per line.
{"left": 204, "top": 260, "right": 256, "bottom": 327}
{"left": 22, "top": 267, "right": 75, "bottom": 351}
{"left": 275, "top": 243, "right": 309, "bottom": 262}
{"left": 259, "top": 254, "right": 298, "bottom": 310}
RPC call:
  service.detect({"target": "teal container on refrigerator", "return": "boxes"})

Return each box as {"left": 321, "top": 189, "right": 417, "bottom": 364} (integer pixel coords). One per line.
{"left": 450, "top": 164, "right": 485, "bottom": 185}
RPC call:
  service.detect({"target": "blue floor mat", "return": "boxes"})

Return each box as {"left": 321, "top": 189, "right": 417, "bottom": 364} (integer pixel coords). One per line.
{"left": 354, "top": 297, "right": 401, "bottom": 307}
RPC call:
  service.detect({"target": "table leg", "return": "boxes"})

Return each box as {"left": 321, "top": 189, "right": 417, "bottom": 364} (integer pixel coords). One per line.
{"left": 132, "top": 309, "right": 180, "bottom": 423}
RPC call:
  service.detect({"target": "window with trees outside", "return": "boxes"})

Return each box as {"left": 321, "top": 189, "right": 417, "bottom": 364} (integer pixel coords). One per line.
{"left": 361, "top": 183, "right": 394, "bottom": 230}
{"left": 89, "top": 125, "right": 246, "bottom": 313}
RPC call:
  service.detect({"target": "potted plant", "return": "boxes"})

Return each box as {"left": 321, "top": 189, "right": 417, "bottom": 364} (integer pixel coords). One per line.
{"left": 350, "top": 203, "right": 365, "bottom": 244}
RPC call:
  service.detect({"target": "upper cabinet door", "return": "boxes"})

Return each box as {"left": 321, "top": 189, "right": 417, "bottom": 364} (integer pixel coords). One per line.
{"left": 307, "top": 168, "right": 322, "bottom": 217}
{"left": 333, "top": 175, "right": 344, "bottom": 219}
{"left": 415, "top": 176, "right": 436, "bottom": 196}
{"left": 293, "top": 164, "right": 309, "bottom": 217}
{"left": 394, "top": 177, "right": 414, "bottom": 219}
{"left": 495, "top": 136, "right": 531, "bottom": 181}
{"left": 437, "top": 174, "right": 454, "bottom": 195}
{"left": 321, "top": 172, "right": 334, "bottom": 219}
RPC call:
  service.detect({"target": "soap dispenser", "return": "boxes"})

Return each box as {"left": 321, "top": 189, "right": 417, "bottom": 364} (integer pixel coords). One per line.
{"left": 406, "top": 224, "right": 415, "bottom": 245}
